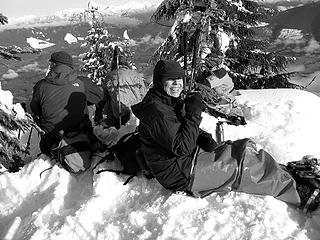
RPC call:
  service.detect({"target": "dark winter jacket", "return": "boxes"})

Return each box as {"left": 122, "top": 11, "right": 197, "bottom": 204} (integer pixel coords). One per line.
{"left": 78, "top": 75, "right": 107, "bottom": 122}
{"left": 132, "top": 87, "right": 202, "bottom": 191}
{"left": 30, "top": 64, "right": 87, "bottom": 133}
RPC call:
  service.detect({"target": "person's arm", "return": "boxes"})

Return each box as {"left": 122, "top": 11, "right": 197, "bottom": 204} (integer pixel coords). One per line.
{"left": 94, "top": 90, "right": 109, "bottom": 123}
{"left": 29, "top": 82, "right": 42, "bottom": 122}
{"left": 197, "top": 129, "right": 217, "bottom": 152}
{"left": 79, "top": 76, "right": 104, "bottom": 105}
{"left": 149, "top": 93, "right": 204, "bottom": 156}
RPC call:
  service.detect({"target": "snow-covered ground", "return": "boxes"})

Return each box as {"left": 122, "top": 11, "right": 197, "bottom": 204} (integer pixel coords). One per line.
{"left": 1, "top": 86, "right": 320, "bottom": 240}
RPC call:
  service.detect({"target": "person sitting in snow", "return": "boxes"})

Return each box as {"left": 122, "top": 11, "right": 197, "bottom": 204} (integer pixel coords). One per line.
{"left": 30, "top": 51, "right": 102, "bottom": 155}
{"left": 101, "top": 54, "right": 147, "bottom": 129}
{"left": 132, "top": 59, "right": 320, "bottom": 213}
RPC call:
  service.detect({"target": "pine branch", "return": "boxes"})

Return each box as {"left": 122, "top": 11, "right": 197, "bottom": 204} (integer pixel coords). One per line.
{"left": 0, "top": 108, "right": 33, "bottom": 171}
{"left": 0, "top": 13, "right": 8, "bottom": 25}
{"left": 0, "top": 46, "right": 40, "bottom": 61}
{"left": 0, "top": 108, "right": 31, "bottom": 132}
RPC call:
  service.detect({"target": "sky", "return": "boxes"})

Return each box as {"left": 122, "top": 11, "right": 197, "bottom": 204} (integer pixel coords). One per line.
{"left": 1, "top": 84, "right": 320, "bottom": 239}
{"left": 1, "top": 0, "right": 161, "bottom": 18}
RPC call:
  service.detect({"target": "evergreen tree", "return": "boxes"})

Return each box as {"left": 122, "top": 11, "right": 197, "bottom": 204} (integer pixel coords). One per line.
{"left": 0, "top": 107, "right": 32, "bottom": 172}
{"left": 80, "top": 5, "right": 135, "bottom": 85}
{"left": 0, "top": 13, "right": 37, "bottom": 172}
{"left": 151, "top": 0, "right": 301, "bottom": 90}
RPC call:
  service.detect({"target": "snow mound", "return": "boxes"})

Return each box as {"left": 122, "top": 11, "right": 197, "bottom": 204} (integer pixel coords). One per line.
{"left": 1, "top": 88, "right": 320, "bottom": 239}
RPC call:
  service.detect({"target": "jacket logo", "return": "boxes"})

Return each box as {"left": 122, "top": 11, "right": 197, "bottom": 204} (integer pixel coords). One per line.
{"left": 72, "top": 83, "right": 80, "bottom": 87}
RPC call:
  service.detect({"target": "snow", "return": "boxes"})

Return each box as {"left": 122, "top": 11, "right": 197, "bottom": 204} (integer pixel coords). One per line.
{"left": 26, "top": 37, "right": 55, "bottom": 49}
{"left": 64, "top": 33, "right": 78, "bottom": 44}
{"left": 1, "top": 87, "right": 320, "bottom": 239}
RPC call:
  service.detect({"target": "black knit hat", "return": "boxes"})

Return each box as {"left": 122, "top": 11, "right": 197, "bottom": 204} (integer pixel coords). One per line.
{"left": 153, "top": 60, "right": 185, "bottom": 88}
{"left": 49, "top": 51, "right": 73, "bottom": 68}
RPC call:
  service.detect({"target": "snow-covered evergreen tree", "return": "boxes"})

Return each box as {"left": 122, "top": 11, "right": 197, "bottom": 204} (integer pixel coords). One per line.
{"left": 80, "top": 3, "right": 135, "bottom": 85}
{"left": 0, "top": 13, "right": 38, "bottom": 172}
{"left": 151, "top": 0, "right": 300, "bottom": 90}
{"left": 0, "top": 87, "right": 33, "bottom": 172}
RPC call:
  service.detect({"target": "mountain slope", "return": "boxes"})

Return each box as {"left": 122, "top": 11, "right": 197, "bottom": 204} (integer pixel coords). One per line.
{"left": 269, "top": 1, "right": 320, "bottom": 41}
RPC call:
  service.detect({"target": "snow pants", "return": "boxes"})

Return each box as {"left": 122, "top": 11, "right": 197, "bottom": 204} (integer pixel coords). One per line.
{"left": 191, "top": 138, "right": 301, "bottom": 206}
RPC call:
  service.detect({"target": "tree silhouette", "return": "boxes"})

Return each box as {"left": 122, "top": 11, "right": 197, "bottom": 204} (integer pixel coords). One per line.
{"left": 151, "top": 0, "right": 301, "bottom": 90}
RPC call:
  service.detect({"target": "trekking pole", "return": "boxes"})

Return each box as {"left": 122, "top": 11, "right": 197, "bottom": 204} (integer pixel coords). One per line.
{"left": 114, "top": 46, "right": 122, "bottom": 127}
{"left": 189, "top": 28, "right": 201, "bottom": 93}
{"left": 182, "top": 31, "right": 188, "bottom": 94}
{"left": 24, "top": 125, "right": 34, "bottom": 157}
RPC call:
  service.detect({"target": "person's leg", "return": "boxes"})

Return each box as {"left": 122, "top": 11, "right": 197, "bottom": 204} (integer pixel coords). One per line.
{"left": 191, "top": 139, "right": 301, "bottom": 207}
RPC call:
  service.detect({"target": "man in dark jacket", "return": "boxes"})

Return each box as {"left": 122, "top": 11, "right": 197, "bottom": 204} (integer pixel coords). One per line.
{"left": 132, "top": 60, "right": 320, "bottom": 212}
{"left": 30, "top": 51, "right": 102, "bottom": 154}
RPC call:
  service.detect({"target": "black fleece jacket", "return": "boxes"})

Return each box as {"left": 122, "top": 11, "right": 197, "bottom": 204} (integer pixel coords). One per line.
{"left": 132, "top": 87, "right": 203, "bottom": 191}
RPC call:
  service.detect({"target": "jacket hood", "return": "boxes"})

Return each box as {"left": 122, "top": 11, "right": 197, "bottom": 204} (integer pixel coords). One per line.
{"left": 45, "top": 64, "right": 78, "bottom": 85}
{"left": 132, "top": 87, "right": 183, "bottom": 120}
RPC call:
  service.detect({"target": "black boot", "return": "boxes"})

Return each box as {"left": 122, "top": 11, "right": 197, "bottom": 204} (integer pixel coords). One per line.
{"left": 286, "top": 157, "right": 320, "bottom": 212}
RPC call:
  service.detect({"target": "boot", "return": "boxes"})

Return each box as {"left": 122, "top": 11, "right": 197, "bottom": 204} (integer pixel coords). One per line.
{"left": 286, "top": 157, "right": 320, "bottom": 212}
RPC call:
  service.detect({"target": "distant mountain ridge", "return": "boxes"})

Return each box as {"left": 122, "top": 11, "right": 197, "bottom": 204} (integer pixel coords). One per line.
{"left": 3, "top": 1, "right": 160, "bottom": 30}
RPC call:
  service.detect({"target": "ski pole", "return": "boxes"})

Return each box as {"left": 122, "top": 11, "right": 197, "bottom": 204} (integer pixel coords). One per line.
{"left": 114, "top": 46, "right": 122, "bottom": 127}
{"left": 189, "top": 28, "right": 201, "bottom": 93}
{"left": 183, "top": 31, "right": 188, "bottom": 93}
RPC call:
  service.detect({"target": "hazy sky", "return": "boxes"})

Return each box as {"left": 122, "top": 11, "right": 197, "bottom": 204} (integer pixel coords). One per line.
{"left": 1, "top": 0, "right": 158, "bottom": 18}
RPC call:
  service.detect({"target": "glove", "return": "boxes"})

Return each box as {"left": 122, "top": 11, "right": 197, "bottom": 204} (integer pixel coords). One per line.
{"left": 184, "top": 92, "right": 204, "bottom": 115}
{"left": 39, "top": 131, "right": 62, "bottom": 155}
{"left": 197, "top": 130, "right": 217, "bottom": 152}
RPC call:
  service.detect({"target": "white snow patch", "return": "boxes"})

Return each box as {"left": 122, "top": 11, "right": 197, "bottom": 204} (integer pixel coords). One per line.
{"left": 278, "top": 29, "right": 304, "bottom": 41}
{"left": 26, "top": 37, "right": 55, "bottom": 49}
{"left": 1, "top": 69, "right": 19, "bottom": 80}
{"left": 64, "top": 33, "right": 78, "bottom": 44}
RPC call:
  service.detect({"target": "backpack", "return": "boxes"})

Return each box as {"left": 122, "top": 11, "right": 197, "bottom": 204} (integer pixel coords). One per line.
{"left": 92, "top": 131, "right": 153, "bottom": 184}
{"left": 51, "top": 130, "right": 93, "bottom": 174}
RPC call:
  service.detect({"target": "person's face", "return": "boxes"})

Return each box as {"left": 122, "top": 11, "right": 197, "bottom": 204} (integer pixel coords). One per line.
{"left": 162, "top": 78, "right": 184, "bottom": 98}
{"left": 46, "top": 61, "right": 56, "bottom": 75}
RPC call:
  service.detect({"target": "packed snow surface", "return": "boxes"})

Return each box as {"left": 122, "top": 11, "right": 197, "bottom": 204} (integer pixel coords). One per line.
{"left": 1, "top": 88, "right": 320, "bottom": 240}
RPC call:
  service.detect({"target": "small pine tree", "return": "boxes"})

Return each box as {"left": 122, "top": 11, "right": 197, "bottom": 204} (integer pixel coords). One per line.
{"left": 80, "top": 6, "right": 135, "bottom": 85}
{"left": 151, "top": 0, "right": 301, "bottom": 90}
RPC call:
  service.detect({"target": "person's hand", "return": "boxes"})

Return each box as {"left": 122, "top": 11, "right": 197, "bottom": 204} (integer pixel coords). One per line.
{"left": 184, "top": 92, "right": 204, "bottom": 115}
{"left": 197, "top": 131, "right": 217, "bottom": 152}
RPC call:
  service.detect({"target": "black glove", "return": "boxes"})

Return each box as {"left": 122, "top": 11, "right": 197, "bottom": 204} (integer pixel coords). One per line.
{"left": 197, "top": 130, "right": 217, "bottom": 152}
{"left": 40, "top": 131, "right": 62, "bottom": 155}
{"left": 184, "top": 92, "right": 204, "bottom": 115}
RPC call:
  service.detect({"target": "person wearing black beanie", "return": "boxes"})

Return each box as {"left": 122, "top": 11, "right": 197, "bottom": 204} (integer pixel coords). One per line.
{"left": 132, "top": 59, "right": 216, "bottom": 191}
{"left": 131, "top": 59, "right": 320, "bottom": 213}
{"left": 30, "top": 51, "right": 103, "bottom": 156}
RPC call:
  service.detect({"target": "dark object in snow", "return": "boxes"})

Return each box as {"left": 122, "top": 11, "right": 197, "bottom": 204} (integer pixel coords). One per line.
{"left": 92, "top": 130, "right": 153, "bottom": 184}
{"left": 45, "top": 129, "right": 93, "bottom": 175}
{"left": 286, "top": 157, "right": 320, "bottom": 212}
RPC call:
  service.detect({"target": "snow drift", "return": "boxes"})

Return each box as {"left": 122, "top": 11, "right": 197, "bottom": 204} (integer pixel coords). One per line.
{"left": 1, "top": 87, "right": 320, "bottom": 240}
